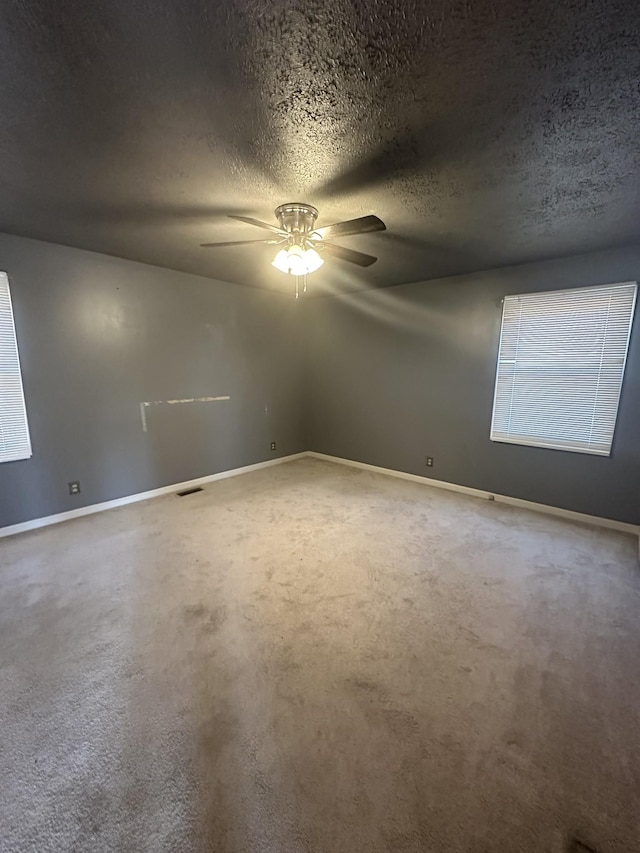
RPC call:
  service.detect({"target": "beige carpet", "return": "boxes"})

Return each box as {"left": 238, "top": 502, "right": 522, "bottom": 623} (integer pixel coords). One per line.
{"left": 1, "top": 458, "right": 639, "bottom": 852}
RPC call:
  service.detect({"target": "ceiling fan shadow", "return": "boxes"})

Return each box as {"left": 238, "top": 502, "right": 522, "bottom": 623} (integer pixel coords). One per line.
{"left": 377, "top": 230, "right": 481, "bottom": 269}
{"left": 68, "top": 203, "right": 250, "bottom": 227}
{"left": 314, "top": 122, "right": 439, "bottom": 199}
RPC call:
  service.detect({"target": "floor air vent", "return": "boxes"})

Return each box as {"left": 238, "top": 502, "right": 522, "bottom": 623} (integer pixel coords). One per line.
{"left": 176, "top": 487, "right": 204, "bottom": 497}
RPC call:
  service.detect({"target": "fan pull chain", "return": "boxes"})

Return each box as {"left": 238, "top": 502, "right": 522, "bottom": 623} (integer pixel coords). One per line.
{"left": 294, "top": 274, "right": 307, "bottom": 299}
{"left": 294, "top": 275, "right": 309, "bottom": 298}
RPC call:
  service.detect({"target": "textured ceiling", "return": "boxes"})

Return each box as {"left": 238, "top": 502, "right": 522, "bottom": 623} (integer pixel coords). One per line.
{"left": 0, "top": 0, "right": 639, "bottom": 294}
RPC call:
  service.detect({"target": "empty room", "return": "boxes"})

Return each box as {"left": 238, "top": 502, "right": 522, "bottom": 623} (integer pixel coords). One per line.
{"left": 1, "top": 1, "right": 639, "bottom": 851}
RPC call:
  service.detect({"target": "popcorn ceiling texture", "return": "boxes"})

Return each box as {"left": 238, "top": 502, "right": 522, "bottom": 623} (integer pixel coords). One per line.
{"left": 0, "top": 0, "right": 638, "bottom": 292}
{"left": 1, "top": 458, "right": 639, "bottom": 851}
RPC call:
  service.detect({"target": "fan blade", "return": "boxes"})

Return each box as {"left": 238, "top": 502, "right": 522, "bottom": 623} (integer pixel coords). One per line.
{"left": 316, "top": 215, "right": 386, "bottom": 240}
{"left": 200, "top": 238, "right": 283, "bottom": 247}
{"left": 228, "top": 215, "right": 287, "bottom": 236}
{"left": 318, "top": 241, "right": 378, "bottom": 267}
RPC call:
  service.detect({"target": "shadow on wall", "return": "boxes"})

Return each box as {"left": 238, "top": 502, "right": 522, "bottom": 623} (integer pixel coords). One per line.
{"left": 318, "top": 266, "right": 497, "bottom": 361}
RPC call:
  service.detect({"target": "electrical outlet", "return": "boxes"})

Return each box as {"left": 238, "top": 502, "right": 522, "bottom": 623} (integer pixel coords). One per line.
{"left": 426, "top": 457, "right": 434, "bottom": 467}
{"left": 68, "top": 481, "right": 81, "bottom": 495}
{"left": 270, "top": 441, "right": 276, "bottom": 451}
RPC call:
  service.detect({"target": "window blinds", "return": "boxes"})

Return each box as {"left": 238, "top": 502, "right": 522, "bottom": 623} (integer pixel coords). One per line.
{"left": 0, "top": 272, "right": 32, "bottom": 463}
{"left": 490, "top": 281, "right": 637, "bottom": 456}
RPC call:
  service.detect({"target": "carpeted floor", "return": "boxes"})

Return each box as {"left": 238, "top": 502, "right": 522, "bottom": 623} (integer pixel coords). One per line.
{"left": 1, "top": 457, "right": 639, "bottom": 853}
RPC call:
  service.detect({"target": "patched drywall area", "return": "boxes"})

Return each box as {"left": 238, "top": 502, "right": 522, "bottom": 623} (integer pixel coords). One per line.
{"left": 304, "top": 245, "right": 640, "bottom": 525}
{"left": 139, "top": 396, "right": 231, "bottom": 433}
{"left": 0, "top": 233, "right": 306, "bottom": 528}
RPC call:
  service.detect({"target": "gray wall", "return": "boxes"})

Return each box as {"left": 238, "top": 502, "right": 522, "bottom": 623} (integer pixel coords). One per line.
{"left": 3, "top": 235, "right": 639, "bottom": 530}
{"left": 0, "top": 234, "right": 306, "bottom": 528}
{"left": 306, "top": 246, "right": 640, "bottom": 525}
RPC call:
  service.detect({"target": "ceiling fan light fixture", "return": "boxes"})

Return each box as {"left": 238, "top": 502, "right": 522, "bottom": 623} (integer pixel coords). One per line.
{"left": 201, "top": 204, "right": 383, "bottom": 294}
{"left": 302, "top": 246, "right": 324, "bottom": 274}
{"left": 272, "top": 245, "right": 324, "bottom": 276}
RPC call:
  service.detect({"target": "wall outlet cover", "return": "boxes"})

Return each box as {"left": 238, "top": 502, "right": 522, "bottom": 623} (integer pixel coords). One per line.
{"left": 68, "top": 481, "right": 81, "bottom": 495}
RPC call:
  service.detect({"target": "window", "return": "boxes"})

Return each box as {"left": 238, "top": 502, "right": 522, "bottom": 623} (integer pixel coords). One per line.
{"left": 490, "top": 281, "right": 637, "bottom": 456}
{"left": 0, "top": 272, "right": 32, "bottom": 463}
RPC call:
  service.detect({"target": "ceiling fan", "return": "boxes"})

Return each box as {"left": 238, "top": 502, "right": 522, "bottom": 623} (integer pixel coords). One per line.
{"left": 200, "top": 203, "right": 386, "bottom": 296}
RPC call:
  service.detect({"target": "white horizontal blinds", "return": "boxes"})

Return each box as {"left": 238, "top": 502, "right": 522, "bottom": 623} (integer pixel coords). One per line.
{"left": 491, "top": 282, "right": 637, "bottom": 456}
{"left": 0, "top": 272, "right": 32, "bottom": 463}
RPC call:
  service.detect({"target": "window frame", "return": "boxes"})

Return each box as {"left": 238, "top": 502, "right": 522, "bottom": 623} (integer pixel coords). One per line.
{"left": 0, "top": 272, "right": 32, "bottom": 463}
{"left": 489, "top": 281, "right": 637, "bottom": 457}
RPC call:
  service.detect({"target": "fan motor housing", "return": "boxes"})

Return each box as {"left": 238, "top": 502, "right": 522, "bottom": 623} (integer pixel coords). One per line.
{"left": 275, "top": 203, "right": 319, "bottom": 237}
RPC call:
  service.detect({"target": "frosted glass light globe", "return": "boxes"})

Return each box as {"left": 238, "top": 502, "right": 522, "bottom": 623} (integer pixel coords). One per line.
{"left": 272, "top": 245, "right": 324, "bottom": 276}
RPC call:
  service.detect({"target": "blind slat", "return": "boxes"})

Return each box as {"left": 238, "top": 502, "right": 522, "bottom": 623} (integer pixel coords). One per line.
{"left": 0, "top": 273, "right": 32, "bottom": 463}
{"left": 490, "top": 281, "right": 637, "bottom": 456}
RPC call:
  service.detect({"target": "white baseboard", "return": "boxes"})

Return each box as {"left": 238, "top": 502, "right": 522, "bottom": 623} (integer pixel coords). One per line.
{"left": 306, "top": 451, "right": 640, "bottom": 539}
{"left": 0, "top": 453, "right": 307, "bottom": 539}
{"left": 3, "top": 450, "right": 638, "bottom": 545}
